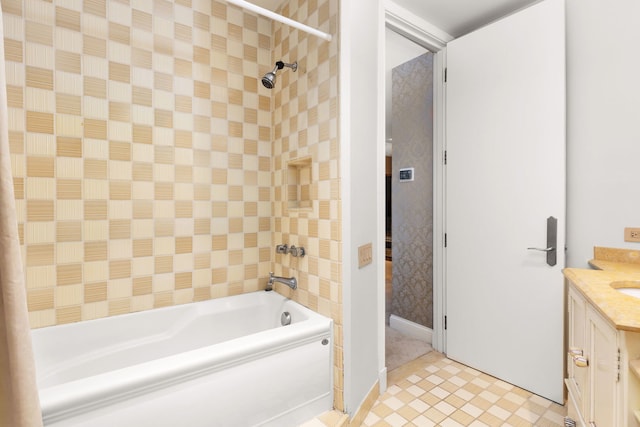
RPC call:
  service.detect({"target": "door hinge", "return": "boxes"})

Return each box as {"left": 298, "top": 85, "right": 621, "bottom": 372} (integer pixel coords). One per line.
{"left": 444, "top": 315, "right": 447, "bottom": 330}
{"left": 617, "top": 348, "right": 621, "bottom": 382}
{"left": 444, "top": 150, "right": 447, "bottom": 165}
{"left": 444, "top": 68, "right": 447, "bottom": 83}
{"left": 444, "top": 233, "right": 447, "bottom": 248}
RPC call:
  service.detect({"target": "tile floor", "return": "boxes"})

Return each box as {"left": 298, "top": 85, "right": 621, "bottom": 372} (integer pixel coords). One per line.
{"left": 304, "top": 351, "right": 566, "bottom": 427}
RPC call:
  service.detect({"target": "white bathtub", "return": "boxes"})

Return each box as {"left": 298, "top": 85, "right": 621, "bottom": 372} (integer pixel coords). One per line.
{"left": 31, "top": 291, "right": 334, "bottom": 427}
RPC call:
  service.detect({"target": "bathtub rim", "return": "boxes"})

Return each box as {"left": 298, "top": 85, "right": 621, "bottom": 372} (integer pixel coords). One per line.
{"left": 35, "top": 292, "right": 333, "bottom": 424}
{"left": 34, "top": 290, "right": 314, "bottom": 387}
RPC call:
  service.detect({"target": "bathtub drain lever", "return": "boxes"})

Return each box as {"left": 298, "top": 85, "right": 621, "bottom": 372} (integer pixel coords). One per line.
{"left": 281, "top": 312, "right": 292, "bottom": 326}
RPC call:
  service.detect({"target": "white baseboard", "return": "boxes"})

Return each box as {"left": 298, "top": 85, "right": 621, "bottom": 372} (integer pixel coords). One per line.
{"left": 389, "top": 314, "right": 433, "bottom": 344}
{"left": 378, "top": 367, "right": 387, "bottom": 392}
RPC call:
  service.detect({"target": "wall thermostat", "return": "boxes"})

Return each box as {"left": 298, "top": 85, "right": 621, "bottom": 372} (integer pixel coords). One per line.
{"left": 399, "top": 167, "right": 414, "bottom": 182}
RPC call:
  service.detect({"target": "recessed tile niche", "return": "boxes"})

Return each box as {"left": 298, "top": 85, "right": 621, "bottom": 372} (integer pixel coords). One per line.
{"left": 287, "top": 157, "right": 313, "bottom": 210}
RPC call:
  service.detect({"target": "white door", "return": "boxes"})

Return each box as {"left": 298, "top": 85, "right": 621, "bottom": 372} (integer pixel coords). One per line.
{"left": 445, "top": 0, "right": 565, "bottom": 403}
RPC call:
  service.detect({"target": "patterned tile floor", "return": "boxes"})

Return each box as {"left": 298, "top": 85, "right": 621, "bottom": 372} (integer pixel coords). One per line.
{"left": 303, "top": 351, "right": 567, "bottom": 427}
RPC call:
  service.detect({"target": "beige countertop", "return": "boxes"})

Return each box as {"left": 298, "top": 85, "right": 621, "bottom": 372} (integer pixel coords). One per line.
{"left": 563, "top": 247, "right": 640, "bottom": 332}
{"left": 588, "top": 259, "right": 640, "bottom": 274}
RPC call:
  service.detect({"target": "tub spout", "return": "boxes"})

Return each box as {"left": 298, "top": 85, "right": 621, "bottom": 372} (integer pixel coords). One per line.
{"left": 266, "top": 272, "right": 297, "bottom": 291}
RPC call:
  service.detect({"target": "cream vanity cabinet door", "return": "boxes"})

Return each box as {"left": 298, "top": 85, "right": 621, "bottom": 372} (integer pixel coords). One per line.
{"left": 625, "top": 331, "right": 640, "bottom": 426}
{"left": 567, "top": 283, "right": 589, "bottom": 425}
{"left": 587, "top": 304, "right": 619, "bottom": 427}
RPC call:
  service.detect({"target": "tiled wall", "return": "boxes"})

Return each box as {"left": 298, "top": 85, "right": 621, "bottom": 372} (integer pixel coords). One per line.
{"left": 268, "top": 0, "right": 342, "bottom": 411}
{"left": 2, "top": 0, "right": 273, "bottom": 328}
{"left": 4, "top": 0, "right": 343, "bottom": 413}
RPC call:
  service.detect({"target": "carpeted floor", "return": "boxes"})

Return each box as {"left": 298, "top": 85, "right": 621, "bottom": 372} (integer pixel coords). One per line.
{"left": 385, "top": 326, "right": 432, "bottom": 372}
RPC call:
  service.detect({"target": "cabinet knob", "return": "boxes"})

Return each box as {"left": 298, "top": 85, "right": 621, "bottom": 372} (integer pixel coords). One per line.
{"left": 568, "top": 347, "right": 583, "bottom": 357}
{"left": 572, "top": 354, "right": 589, "bottom": 368}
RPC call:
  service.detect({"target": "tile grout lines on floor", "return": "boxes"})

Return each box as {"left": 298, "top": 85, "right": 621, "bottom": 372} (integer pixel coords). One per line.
{"left": 360, "top": 352, "right": 566, "bottom": 427}
{"left": 303, "top": 351, "right": 567, "bottom": 427}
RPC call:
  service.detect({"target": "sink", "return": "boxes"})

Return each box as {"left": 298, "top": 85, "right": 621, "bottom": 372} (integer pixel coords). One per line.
{"left": 617, "top": 288, "right": 640, "bottom": 298}
{"left": 610, "top": 281, "right": 640, "bottom": 299}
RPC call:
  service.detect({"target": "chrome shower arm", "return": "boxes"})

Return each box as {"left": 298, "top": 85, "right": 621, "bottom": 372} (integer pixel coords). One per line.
{"left": 276, "top": 61, "right": 298, "bottom": 72}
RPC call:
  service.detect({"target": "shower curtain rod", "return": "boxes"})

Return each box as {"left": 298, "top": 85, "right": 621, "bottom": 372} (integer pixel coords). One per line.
{"left": 224, "top": 0, "right": 333, "bottom": 42}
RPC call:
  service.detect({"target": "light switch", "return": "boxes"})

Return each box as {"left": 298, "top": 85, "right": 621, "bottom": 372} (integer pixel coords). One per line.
{"left": 358, "top": 243, "right": 372, "bottom": 268}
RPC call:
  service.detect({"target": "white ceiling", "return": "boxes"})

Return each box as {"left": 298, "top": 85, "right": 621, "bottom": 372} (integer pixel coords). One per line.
{"left": 390, "top": 0, "right": 539, "bottom": 38}
{"left": 242, "top": 0, "right": 540, "bottom": 38}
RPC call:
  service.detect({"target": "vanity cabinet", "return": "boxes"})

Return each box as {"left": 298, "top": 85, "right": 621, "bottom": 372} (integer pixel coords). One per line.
{"left": 587, "top": 302, "right": 619, "bottom": 427}
{"left": 566, "top": 284, "right": 589, "bottom": 424}
{"left": 566, "top": 280, "right": 640, "bottom": 427}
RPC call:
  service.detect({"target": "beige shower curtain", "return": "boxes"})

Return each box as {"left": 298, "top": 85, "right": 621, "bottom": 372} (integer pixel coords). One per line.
{"left": 0, "top": 7, "right": 44, "bottom": 427}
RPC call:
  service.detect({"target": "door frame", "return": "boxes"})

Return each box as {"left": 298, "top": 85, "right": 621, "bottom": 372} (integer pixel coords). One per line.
{"left": 379, "top": 2, "right": 452, "bottom": 387}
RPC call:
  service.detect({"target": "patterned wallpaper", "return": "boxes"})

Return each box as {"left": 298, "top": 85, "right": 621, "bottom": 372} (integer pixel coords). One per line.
{"left": 391, "top": 52, "right": 434, "bottom": 329}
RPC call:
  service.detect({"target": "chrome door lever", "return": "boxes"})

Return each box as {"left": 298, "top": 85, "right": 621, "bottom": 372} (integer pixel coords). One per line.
{"left": 527, "top": 216, "right": 557, "bottom": 266}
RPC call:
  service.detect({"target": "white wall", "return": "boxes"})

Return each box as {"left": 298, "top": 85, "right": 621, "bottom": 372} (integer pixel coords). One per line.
{"left": 566, "top": 0, "right": 640, "bottom": 267}
{"left": 339, "top": 0, "right": 640, "bottom": 417}
{"left": 340, "top": 0, "right": 384, "bottom": 416}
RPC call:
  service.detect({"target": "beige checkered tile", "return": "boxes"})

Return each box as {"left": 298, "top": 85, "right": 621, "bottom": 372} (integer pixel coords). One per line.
{"left": 5, "top": 0, "right": 342, "bottom": 412}
{"left": 306, "top": 352, "right": 566, "bottom": 427}
{"left": 2, "top": 0, "right": 277, "bottom": 327}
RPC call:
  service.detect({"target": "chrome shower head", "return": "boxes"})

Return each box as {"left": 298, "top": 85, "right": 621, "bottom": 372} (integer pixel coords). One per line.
{"left": 262, "top": 67, "right": 278, "bottom": 89}
{"left": 261, "top": 61, "right": 298, "bottom": 89}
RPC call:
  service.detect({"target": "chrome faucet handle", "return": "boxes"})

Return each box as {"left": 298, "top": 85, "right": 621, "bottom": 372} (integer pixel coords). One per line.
{"left": 275, "top": 244, "right": 288, "bottom": 254}
{"left": 289, "top": 245, "right": 306, "bottom": 257}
